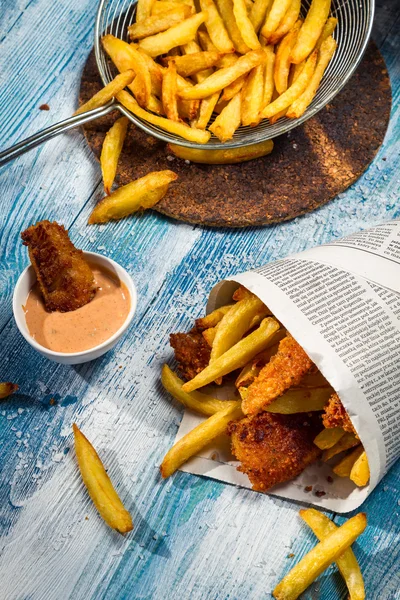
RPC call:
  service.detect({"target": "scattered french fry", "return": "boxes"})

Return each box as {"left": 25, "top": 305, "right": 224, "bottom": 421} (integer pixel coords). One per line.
{"left": 268, "top": 0, "right": 301, "bottom": 44}
{"left": 300, "top": 509, "right": 366, "bottom": 600}
{"left": 162, "top": 62, "right": 180, "bottom": 121}
{"left": 261, "top": 0, "right": 292, "bottom": 41}
{"left": 200, "top": 0, "right": 235, "bottom": 53}
{"left": 209, "top": 91, "right": 242, "bottom": 141}
{"left": 290, "top": 0, "right": 332, "bottom": 64}
{"left": 273, "top": 513, "right": 367, "bottom": 600}
{"left": 138, "top": 12, "right": 207, "bottom": 56}
{"left": 233, "top": 0, "right": 261, "bottom": 50}
{"left": 215, "top": 0, "right": 250, "bottom": 54}
{"left": 323, "top": 431, "right": 360, "bottom": 461}
{"left": 333, "top": 446, "right": 364, "bottom": 478}
{"left": 350, "top": 450, "right": 370, "bottom": 486}
{"left": 128, "top": 7, "right": 191, "bottom": 39}
{"left": 73, "top": 423, "right": 133, "bottom": 534}
{"left": 168, "top": 139, "right": 274, "bottom": 162}
{"left": 88, "top": 170, "right": 178, "bottom": 224}
{"left": 0, "top": 382, "right": 18, "bottom": 399}
{"left": 314, "top": 426, "right": 345, "bottom": 449}
{"left": 100, "top": 117, "right": 129, "bottom": 195}
{"left": 74, "top": 70, "right": 135, "bottom": 116}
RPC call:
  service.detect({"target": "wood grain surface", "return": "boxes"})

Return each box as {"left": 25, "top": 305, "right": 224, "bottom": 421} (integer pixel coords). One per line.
{"left": 0, "top": 0, "right": 399, "bottom": 599}
{"left": 80, "top": 43, "right": 391, "bottom": 227}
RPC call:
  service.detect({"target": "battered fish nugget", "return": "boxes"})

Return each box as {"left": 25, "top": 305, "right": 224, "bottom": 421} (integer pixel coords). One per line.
{"left": 228, "top": 412, "right": 322, "bottom": 491}
{"left": 21, "top": 220, "right": 96, "bottom": 312}
{"left": 322, "top": 393, "right": 357, "bottom": 436}
{"left": 242, "top": 334, "right": 314, "bottom": 415}
{"left": 170, "top": 330, "right": 211, "bottom": 381}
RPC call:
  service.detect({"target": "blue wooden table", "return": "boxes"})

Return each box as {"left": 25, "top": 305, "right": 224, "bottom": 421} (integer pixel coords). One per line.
{"left": 0, "top": 1, "right": 399, "bottom": 598}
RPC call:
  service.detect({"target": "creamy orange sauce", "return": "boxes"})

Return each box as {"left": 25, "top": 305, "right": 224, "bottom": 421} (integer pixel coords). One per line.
{"left": 24, "top": 267, "right": 130, "bottom": 353}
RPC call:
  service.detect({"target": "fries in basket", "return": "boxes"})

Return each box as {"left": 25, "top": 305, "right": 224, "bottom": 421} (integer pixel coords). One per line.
{"left": 160, "top": 285, "right": 370, "bottom": 492}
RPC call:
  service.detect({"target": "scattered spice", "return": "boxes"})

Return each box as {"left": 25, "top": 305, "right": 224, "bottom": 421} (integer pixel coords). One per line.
{"left": 287, "top": 553, "right": 295, "bottom": 558}
{"left": 315, "top": 490, "right": 326, "bottom": 498}
{"left": 39, "top": 104, "right": 50, "bottom": 111}
{"left": 304, "top": 486, "right": 313, "bottom": 492}
{"left": 327, "top": 476, "right": 333, "bottom": 483}
{"left": 49, "top": 397, "right": 57, "bottom": 406}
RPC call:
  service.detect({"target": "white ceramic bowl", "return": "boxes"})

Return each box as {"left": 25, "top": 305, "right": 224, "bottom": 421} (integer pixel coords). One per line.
{"left": 13, "top": 251, "right": 137, "bottom": 365}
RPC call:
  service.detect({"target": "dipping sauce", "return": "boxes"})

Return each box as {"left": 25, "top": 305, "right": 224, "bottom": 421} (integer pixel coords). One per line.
{"left": 24, "top": 267, "right": 130, "bottom": 353}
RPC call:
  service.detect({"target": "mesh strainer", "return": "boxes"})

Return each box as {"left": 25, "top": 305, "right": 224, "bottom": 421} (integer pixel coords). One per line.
{"left": 0, "top": 0, "right": 374, "bottom": 164}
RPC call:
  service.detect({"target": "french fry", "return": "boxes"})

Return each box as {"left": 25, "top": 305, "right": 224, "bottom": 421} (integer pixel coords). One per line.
{"left": 182, "top": 317, "right": 280, "bottom": 392}
{"left": 323, "top": 431, "right": 360, "bottom": 461}
{"left": 168, "top": 139, "right": 274, "bottom": 162}
{"left": 195, "top": 92, "right": 220, "bottom": 128}
{"left": 137, "top": 0, "right": 156, "bottom": 21}
{"left": 272, "top": 513, "right": 367, "bottom": 600}
{"left": 299, "top": 370, "right": 330, "bottom": 387}
{"left": 250, "top": 0, "right": 273, "bottom": 34}
{"left": 160, "top": 401, "right": 243, "bottom": 477}
{"left": 0, "top": 382, "right": 18, "bottom": 399}
{"left": 290, "top": 0, "right": 332, "bottom": 64}
{"left": 138, "top": 12, "right": 207, "bottom": 57}
{"left": 152, "top": 0, "right": 192, "bottom": 14}
{"left": 315, "top": 15, "right": 337, "bottom": 49}
{"left": 268, "top": 0, "right": 301, "bottom": 44}
{"left": 195, "top": 304, "right": 235, "bottom": 330}
{"left": 179, "top": 49, "right": 266, "bottom": 99}
{"left": 221, "top": 73, "right": 247, "bottom": 101}
{"left": 286, "top": 35, "right": 336, "bottom": 118}
{"left": 261, "top": 50, "right": 317, "bottom": 118}
{"left": 350, "top": 451, "right": 370, "bottom": 487}
{"left": 333, "top": 445, "right": 365, "bottom": 478}
{"left": 274, "top": 21, "right": 302, "bottom": 95}
{"left": 198, "top": 30, "right": 239, "bottom": 67}
{"left": 241, "top": 63, "right": 264, "bottom": 126}
{"left": 161, "top": 364, "right": 237, "bottom": 416}
{"left": 215, "top": 0, "right": 250, "bottom": 54}
{"left": 209, "top": 92, "right": 242, "bottom": 141}
{"left": 203, "top": 325, "right": 219, "bottom": 346}
{"left": 162, "top": 62, "right": 180, "bottom": 121}
{"left": 88, "top": 170, "right": 178, "bottom": 224}
{"left": 100, "top": 117, "right": 129, "bottom": 195}
{"left": 265, "top": 386, "right": 332, "bottom": 414}
{"left": 126, "top": 45, "right": 153, "bottom": 107}
{"left": 136, "top": 46, "right": 164, "bottom": 96}
{"left": 102, "top": 35, "right": 137, "bottom": 72}
{"left": 200, "top": 0, "right": 235, "bottom": 53}
{"left": 73, "top": 423, "right": 133, "bottom": 534}
{"left": 233, "top": 0, "right": 261, "bottom": 50}
{"left": 128, "top": 7, "right": 191, "bottom": 39}
{"left": 117, "top": 90, "right": 211, "bottom": 143}
{"left": 314, "top": 426, "right": 345, "bottom": 450}
{"left": 261, "top": 0, "right": 292, "bottom": 41}
{"left": 300, "top": 509, "right": 366, "bottom": 600}
{"left": 262, "top": 44, "right": 275, "bottom": 106}
{"left": 74, "top": 70, "right": 135, "bottom": 116}
{"left": 146, "top": 94, "right": 164, "bottom": 114}
{"left": 166, "top": 50, "right": 224, "bottom": 77}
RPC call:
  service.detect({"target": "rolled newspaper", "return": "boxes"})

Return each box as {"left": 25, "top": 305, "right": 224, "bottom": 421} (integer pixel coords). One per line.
{"left": 175, "top": 219, "right": 400, "bottom": 512}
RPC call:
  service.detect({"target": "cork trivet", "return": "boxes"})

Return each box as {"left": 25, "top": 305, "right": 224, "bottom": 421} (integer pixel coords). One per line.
{"left": 80, "top": 42, "right": 391, "bottom": 227}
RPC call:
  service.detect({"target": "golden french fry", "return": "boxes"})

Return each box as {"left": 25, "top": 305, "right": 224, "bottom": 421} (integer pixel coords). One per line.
{"left": 138, "top": 12, "right": 207, "bottom": 57}
{"left": 197, "top": 30, "right": 239, "bottom": 67}
{"left": 101, "top": 117, "right": 129, "bottom": 195}
{"left": 74, "top": 70, "right": 135, "bottom": 116}
{"left": 273, "top": 513, "right": 367, "bottom": 600}
{"left": 0, "top": 382, "right": 18, "bottom": 399}
{"left": 160, "top": 401, "right": 243, "bottom": 477}
{"left": 268, "top": 0, "right": 301, "bottom": 44}
{"left": 102, "top": 35, "right": 136, "bottom": 72}
{"left": 323, "top": 432, "right": 360, "bottom": 461}
{"left": 209, "top": 92, "right": 242, "bottom": 142}
{"left": 261, "top": 0, "right": 292, "bottom": 40}
{"left": 179, "top": 49, "right": 266, "bottom": 99}
{"left": 333, "top": 446, "right": 365, "bottom": 478}
{"left": 162, "top": 364, "right": 238, "bottom": 416}
{"left": 290, "top": 0, "right": 332, "bottom": 64}
{"left": 195, "top": 304, "right": 235, "bottom": 330}
{"left": 203, "top": 325, "right": 218, "bottom": 346}
{"left": 152, "top": 0, "right": 191, "bottom": 13}
{"left": 261, "top": 50, "right": 317, "bottom": 118}
{"left": 182, "top": 317, "right": 280, "bottom": 392}
{"left": 137, "top": 0, "right": 156, "bottom": 21}
{"left": 350, "top": 450, "right": 370, "bottom": 486}
{"left": 128, "top": 7, "right": 191, "bottom": 39}
{"left": 233, "top": 0, "right": 261, "bottom": 49}
{"left": 215, "top": 0, "right": 250, "bottom": 54}
{"left": 127, "top": 45, "right": 153, "bottom": 107}
{"left": 287, "top": 35, "right": 336, "bottom": 118}
{"left": 117, "top": 90, "right": 211, "bottom": 143}
{"left": 221, "top": 73, "right": 247, "bottom": 101}
{"left": 250, "top": 0, "right": 273, "bottom": 34}
{"left": 136, "top": 46, "right": 164, "bottom": 96}
{"left": 166, "top": 50, "right": 224, "bottom": 77}
{"left": 88, "top": 170, "right": 178, "bottom": 224}
{"left": 195, "top": 92, "right": 220, "bottom": 128}
{"left": 241, "top": 63, "right": 265, "bottom": 126}
{"left": 73, "top": 423, "right": 133, "bottom": 534}
{"left": 300, "top": 509, "right": 366, "bottom": 600}
{"left": 200, "top": 0, "right": 235, "bottom": 53}
{"left": 299, "top": 370, "right": 330, "bottom": 387}
{"left": 168, "top": 139, "right": 274, "bottom": 162}
{"left": 262, "top": 44, "right": 275, "bottom": 106}
{"left": 265, "top": 386, "right": 332, "bottom": 414}
{"left": 314, "top": 426, "right": 345, "bottom": 450}
{"left": 315, "top": 15, "right": 337, "bottom": 48}
{"left": 146, "top": 94, "right": 164, "bottom": 114}
{"left": 274, "top": 21, "right": 302, "bottom": 95}
{"left": 162, "top": 62, "right": 180, "bottom": 121}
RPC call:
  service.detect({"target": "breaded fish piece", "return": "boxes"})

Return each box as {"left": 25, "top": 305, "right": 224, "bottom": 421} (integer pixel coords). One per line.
{"left": 22, "top": 220, "right": 96, "bottom": 312}
{"left": 322, "top": 393, "right": 357, "bottom": 436}
{"left": 228, "top": 412, "right": 322, "bottom": 491}
{"left": 170, "top": 329, "right": 211, "bottom": 381}
{"left": 242, "top": 334, "right": 314, "bottom": 415}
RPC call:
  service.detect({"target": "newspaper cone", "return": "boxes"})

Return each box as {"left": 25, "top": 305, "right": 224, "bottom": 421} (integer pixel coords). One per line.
{"left": 175, "top": 219, "right": 400, "bottom": 512}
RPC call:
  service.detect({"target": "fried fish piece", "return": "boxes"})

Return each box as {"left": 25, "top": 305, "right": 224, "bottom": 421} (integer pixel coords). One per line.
{"left": 228, "top": 411, "right": 322, "bottom": 491}
{"left": 242, "top": 334, "right": 314, "bottom": 415}
{"left": 21, "top": 221, "right": 96, "bottom": 312}
{"left": 170, "top": 329, "right": 211, "bottom": 381}
{"left": 322, "top": 393, "right": 357, "bottom": 436}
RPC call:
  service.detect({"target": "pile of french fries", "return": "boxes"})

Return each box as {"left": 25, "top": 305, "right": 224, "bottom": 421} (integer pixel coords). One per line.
{"left": 160, "top": 286, "right": 370, "bottom": 488}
